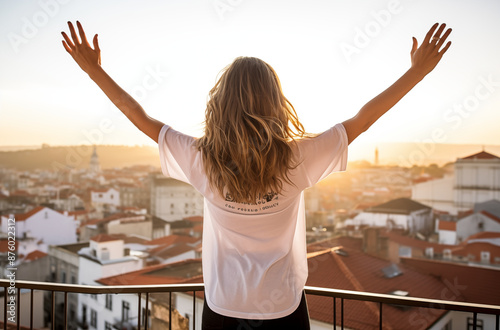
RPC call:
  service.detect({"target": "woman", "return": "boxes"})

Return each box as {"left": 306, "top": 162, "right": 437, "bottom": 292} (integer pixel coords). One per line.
{"left": 62, "top": 21, "right": 451, "bottom": 329}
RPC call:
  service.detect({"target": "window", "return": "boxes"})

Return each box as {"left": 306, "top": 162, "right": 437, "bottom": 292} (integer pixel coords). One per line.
{"left": 61, "top": 271, "right": 66, "bottom": 283}
{"left": 105, "top": 321, "right": 113, "bottom": 330}
{"left": 467, "top": 317, "right": 483, "bottom": 330}
{"left": 441, "top": 320, "right": 452, "bottom": 330}
{"left": 110, "top": 194, "right": 114, "bottom": 199}
{"left": 90, "top": 309, "right": 97, "bottom": 328}
{"left": 122, "top": 301, "right": 130, "bottom": 322}
{"left": 82, "top": 304, "right": 87, "bottom": 323}
{"left": 71, "top": 275, "right": 76, "bottom": 284}
{"left": 98, "top": 193, "right": 103, "bottom": 198}
{"left": 105, "top": 294, "right": 112, "bottom": 310}
{"left": 90, "top": 293, "right": 97, "bottom": 300}
{"left": 480, "top": 251, "right": 490, "bottom": 264}
{"left": 101, "top": 248, "right": 110, "bottom": 261}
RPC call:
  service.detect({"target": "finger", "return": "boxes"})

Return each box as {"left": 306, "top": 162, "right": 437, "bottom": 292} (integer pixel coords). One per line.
{"left": 76, "top": 21, "right": 90, "bottom": 46}
{"left": 93, "top": 34, "right": 100, "bottom": 52}
{"left": 438, "top": 41, "right": 452, "bottom": 56}
{"left": 68, "top": 21, "right": 81, "bottom": 45}
{"left": 61, "top": 32, "right": 75, "bottom": 49}
{"left": 436, "top": 28, "right": 452, "bottom": 50}
{"left": 433, "top": 23, "right": 446, "bottom": 40}
{"left": 410, "top": 37, "right": 418, "bottom": 55}
{"left": 62, "top": 40, "right": 72, "bottom": 54}
{"left": 423, "top": 23, "right": 439, "bottom": 44}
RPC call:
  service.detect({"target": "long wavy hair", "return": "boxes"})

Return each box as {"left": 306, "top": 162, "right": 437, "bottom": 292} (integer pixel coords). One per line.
{"left": 196, "top": 57, "right": 306, "bottom": 203}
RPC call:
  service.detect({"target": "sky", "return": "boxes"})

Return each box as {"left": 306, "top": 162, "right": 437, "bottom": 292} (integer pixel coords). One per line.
{"left": 0, "top": 0, "right": 499, "bottom": 163}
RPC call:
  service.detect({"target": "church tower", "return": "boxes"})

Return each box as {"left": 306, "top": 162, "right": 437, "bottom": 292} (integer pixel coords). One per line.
{"left": 374, "top": 147, "right": 379, "bottom": 166}
{"left": 89, "top": 145, "right": 101, "bottom": 173}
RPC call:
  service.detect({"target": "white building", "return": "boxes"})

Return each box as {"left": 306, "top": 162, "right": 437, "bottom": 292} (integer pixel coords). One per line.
{"left": 77, "top": 234, "right": 146, "bottom": 329}
{"left": 94, "top": 259, "right": 203, "bottom": 329}
{"left": 413, "top": 151, "right": 500, "bottom": 214}
{"left": 347, "top": 198, "right": 433, "bottom": 234}
{"left": 150, "top": 174, "right": 203, "bottom": 222}
{"left": 0, "top": 206, "right": 77, "bottom": 250}
{"left": 411, "top": 175, "right": 455, "bottom": 212}
{"left": 437, "top": 200, "right": 500, "bottom": 244}
{"left": 90, "top": 187, "right": 120, "bottom": 213}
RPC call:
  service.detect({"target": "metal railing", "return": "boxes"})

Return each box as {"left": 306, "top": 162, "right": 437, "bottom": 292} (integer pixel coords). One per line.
{"left": 0, "top": 279, "right": 499, "bottom": 330}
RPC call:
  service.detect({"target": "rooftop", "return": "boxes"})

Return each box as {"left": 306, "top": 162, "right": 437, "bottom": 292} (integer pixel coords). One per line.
{"left": 96, "top": 258, "right": 202, "bottom": 286}
{"left": 306, "top": 246, "right": 452, "bottom": 329}
{"left": 460, "top": 151, "right": 500, "bottom": 160}
{"left": 365, "top": 198, "right": 431, "bottom": 215}
{"left": 401, "top": 257, "right": 500, "bottom": 306}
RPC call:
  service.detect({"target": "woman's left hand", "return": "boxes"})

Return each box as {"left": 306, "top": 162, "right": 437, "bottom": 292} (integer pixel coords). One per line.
{"left": 61, "top": 21, "right": 101, "bottom": 75}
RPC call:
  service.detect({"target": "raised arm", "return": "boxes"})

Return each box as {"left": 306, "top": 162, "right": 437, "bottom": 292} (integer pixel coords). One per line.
{"left": 342, "top": 23, "right": 452, "bottom": 145}
{"left": 61, "top": 21, "right": 164, "bottom": 143}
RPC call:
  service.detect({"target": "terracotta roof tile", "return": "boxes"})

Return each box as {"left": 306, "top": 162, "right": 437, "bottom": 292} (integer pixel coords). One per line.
{"left": 401, "top": 257, "right": 500, "bottom": 305}
{"left": 450, "top": 242, "right": 500, "bottom": 262}
{"left": 382, "top": 231, "right": 455, "bottom": 254}
{"left": 23, "top": 250, "right": 48, "bottom": 262}
{"left": 14, "top": 206, "right": 45, "bottom": 221}
{"left": 480, "top": 210, "right": 500, "bottom": 224}
{"left": 96, "top": 259, "right": 202, "bottom": 286}
{"left": 90, "top": 233, "right": 124, "bottom": 243}
{"left": 438, "top": 220, "right": 456, "bottom": 231}
{"left": 306, "top": 248, "right": 451, "bottom": 329}
{"left": 146, "top": 235, "right": 199, "bottom": 246}
{"left": 464, "top": 231, "right": 500, "bottom": 241}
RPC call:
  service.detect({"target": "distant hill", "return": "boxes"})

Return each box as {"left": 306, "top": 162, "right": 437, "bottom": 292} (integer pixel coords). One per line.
{"left": 1, "top": 142, "right": 499, "bottom": 171}
{"left": 0, "top": 145, "right": 161, "bottom": 171}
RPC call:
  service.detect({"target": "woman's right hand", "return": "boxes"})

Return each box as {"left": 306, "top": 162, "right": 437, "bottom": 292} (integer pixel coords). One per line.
{"left": 61, "top": 21, "right": 101, "bottom": 75}
{"left": 409, "top": 23, "right": 452, "bottom": 79}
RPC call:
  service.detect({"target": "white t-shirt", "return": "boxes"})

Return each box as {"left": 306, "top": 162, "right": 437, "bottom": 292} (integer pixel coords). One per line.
{"left": 158, "top": 123, "right": 348, "bottom": 319}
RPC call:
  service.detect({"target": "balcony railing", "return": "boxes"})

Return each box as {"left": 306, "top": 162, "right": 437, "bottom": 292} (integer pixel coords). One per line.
{"left": 0, "top": 279, "right": 499, "bottom": 330}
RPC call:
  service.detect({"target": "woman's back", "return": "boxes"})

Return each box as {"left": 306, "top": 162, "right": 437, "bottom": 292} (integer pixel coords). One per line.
{"left": 159, "top": 120, "right": 348, "bottom": 319}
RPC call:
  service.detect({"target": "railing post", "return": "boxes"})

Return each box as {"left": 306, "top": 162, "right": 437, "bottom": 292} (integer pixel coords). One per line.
{"left": 51, "top": 291, "right": 55, "bottom": 330}
{"left": 193, "top": 291, "right": 196, "bottom": 330}
{"left": 63, "top": 292, "right": 68, "bottom": 330}
{"left": 332, "top": 297, "right": 336, "bottom": 329}
{"left": 30, "top": 289, "right": 34, "bottom": 330}
{"left": 379, "top": 302, "right": 382, "bottom": 330}
{"left": 341, "top": 298, "right": 344, "bottom": 330}
{"left": 169, "top": 292, "right": 172, "bottom": 330}
{"left": 138, "top": 293, "right": 142, "bottom": 330}
{"left": 145, "top": 292, "right": 149, "bottom": 330}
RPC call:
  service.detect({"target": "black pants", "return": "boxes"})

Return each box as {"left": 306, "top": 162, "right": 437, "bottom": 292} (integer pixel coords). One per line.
{"left": 202, "top": 292, "right": 311, "bottom": 330}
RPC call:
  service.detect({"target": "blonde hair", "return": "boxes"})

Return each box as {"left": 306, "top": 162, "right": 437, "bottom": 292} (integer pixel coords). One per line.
{"left": 196, "top": 57, "right": 306, "bottom": 203}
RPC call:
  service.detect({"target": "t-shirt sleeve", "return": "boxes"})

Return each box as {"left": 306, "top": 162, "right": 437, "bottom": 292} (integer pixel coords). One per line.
{"left": 296, "top": 123, "right": 348, "bottom": 188}
{"left": 158, "top": 125, "right": 198, "bottom": 184}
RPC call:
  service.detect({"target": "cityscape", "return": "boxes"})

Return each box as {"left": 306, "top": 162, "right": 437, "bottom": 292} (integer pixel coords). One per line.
{"left": 0, "top": 144, "right": 499, "bottom": 329}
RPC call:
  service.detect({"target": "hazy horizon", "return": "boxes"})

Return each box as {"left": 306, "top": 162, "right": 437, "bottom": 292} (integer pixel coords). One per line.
{"left": 2, "top": 141, "right": 500, "bottom": 167}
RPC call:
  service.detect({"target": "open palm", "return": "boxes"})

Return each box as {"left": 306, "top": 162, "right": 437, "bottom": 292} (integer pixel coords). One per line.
{"left": 61, "top": 21, "right": 101, "bottom": 74}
